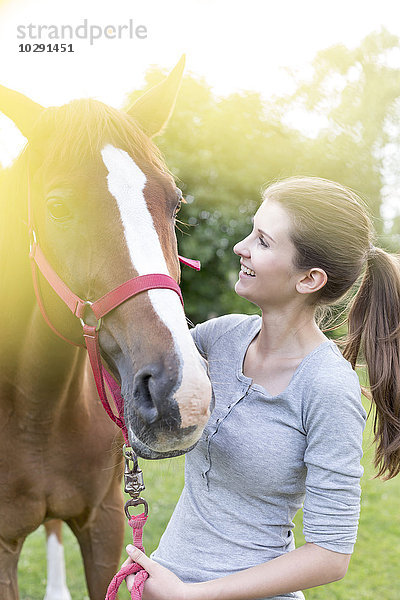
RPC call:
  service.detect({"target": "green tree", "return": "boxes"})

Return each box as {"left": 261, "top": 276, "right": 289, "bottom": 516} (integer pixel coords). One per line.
{"left": 277, "top": 27, "right": 400, "bottom": 235}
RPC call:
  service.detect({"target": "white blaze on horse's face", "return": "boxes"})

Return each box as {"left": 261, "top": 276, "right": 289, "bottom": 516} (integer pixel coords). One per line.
{"left": 101, "top": 144, "right": 211, "bottom": 447}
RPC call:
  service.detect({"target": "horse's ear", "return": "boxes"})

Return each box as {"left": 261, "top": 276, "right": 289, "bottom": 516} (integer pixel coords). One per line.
{"left": 0, "top": 85, "right": 44, "bottom": 139}
{"left": 127, "top": 55, "right": 185, "bottom": 137}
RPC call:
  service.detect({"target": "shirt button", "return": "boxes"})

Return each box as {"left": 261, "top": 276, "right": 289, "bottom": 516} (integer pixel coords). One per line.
{"left": 227, "top": 404, "right": 231, "bottom": 409}
{"left": 216, "top": 418, "right": 221, "bottom": 423}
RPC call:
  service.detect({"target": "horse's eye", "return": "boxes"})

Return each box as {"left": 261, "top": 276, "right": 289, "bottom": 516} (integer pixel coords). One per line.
{"left": 174, "top": 200, "right": 182, "bottom": 218}
{"left": 48, "top": 200, "right": 71, "bottom": 221}
{"left": 174, "top": 188, "right": 184, "bottom": 219}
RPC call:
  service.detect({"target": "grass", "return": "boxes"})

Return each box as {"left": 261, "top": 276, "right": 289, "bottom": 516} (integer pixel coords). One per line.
{"left": 18, "top": 396, "right": 400, "bottom": 600}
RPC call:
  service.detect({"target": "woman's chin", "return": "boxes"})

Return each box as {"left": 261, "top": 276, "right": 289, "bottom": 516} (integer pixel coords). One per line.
{"left": 234, "top": 281, "right": 242, "bottom": 296}
{"left": 234, "top": 279, "right": 249, "bottom": 298}
{"left": 234, "top": 282, "right": 261, "bottom": 308}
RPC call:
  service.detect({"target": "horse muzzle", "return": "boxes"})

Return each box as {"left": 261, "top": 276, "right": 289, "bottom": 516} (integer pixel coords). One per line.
{"left": 122, "top": 355, "right": 211, "bottom": 457}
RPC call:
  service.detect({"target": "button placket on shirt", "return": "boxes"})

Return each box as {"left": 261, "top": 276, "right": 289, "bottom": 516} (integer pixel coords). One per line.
{"left": 202, "top": 384, "right": 250, "bottom": 489}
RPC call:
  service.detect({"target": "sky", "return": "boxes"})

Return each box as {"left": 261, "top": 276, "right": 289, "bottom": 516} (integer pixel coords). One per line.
{"left": 0, "top": 0, "right": 399, "bottom": 217}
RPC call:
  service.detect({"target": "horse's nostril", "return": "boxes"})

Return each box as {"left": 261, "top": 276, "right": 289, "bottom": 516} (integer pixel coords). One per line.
{"left": 134, "top": 370, "right": 161, "bottom": 425}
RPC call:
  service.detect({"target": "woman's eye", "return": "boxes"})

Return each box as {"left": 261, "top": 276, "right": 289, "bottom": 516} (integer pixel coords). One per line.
{"left": 48, "top": 200, "right": 71, "bottom": 221}
{"left": 258, "top": 236, "right": 269, "bottom": 248}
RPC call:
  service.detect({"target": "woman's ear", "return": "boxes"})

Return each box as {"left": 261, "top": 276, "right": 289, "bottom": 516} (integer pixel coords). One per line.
{"left": 296, "top": 268, "right": 328, "bottom": 296}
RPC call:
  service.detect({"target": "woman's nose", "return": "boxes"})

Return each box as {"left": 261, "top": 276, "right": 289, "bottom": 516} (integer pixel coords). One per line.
{"left": 233, "top": 237, "right": 250, "bottom": 257}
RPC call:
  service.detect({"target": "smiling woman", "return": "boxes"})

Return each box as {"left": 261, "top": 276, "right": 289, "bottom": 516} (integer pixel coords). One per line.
{"left": 234, "top": 201, "right": 306, "bottom": 309}
{"left": 119, "top": 176, "right": 400, "bottom": 600}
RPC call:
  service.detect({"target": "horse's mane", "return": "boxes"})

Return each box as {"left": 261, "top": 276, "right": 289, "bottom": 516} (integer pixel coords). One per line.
{"left": 30, "top": 98, "right": 174, "bottom": 179}
{"left": 0, "top": 149, "right": 29, "bottom": 262}
{"left": 0, "top": 98, "right": 174, "bottom": 273}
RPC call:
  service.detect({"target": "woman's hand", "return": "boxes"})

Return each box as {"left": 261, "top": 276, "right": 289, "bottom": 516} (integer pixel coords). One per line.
{"left": 124, "top": 545, "right": 190, "bottom": 600}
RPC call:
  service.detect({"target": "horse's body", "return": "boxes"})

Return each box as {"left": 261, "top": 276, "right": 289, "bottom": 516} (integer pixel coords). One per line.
{"left": 0, "top": 60, "right": 211, "bottom": 599}
{"left": 0, "top": 296, "right": 123, "bottom": 598}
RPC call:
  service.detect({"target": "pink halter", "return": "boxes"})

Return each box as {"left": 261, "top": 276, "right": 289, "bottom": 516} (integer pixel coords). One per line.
{"left": 27, "top": 175, "right": 200, "bottom": 443}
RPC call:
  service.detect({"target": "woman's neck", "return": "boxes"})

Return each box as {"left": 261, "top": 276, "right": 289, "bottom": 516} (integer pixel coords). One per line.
{"left": 255, "top": 305, "right": 328, "bottom": 359}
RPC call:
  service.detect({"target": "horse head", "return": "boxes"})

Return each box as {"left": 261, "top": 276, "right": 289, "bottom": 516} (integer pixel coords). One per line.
{"left": 0, "top": 58, "right": 212, "bottom": 459}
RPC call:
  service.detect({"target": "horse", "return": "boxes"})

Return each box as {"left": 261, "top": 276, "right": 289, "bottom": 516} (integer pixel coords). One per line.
{"left": 0, "top": 57, "right": 212, "bottom": 600}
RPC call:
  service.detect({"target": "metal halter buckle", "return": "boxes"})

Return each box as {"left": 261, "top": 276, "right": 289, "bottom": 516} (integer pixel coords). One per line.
{"left": 124, "top": 497, "right": 149, "bottom": 519}
{"left": 79, "top": 300, "right": 102, "bottom": 331}
{"left": 123, "top": 445, "right": 145, "bottom": 498}
{"left": 29, "top": 228, "right": 37, "bottom": 254}
{"left": 123, "top": 444, "right": 148, "bottom": 517}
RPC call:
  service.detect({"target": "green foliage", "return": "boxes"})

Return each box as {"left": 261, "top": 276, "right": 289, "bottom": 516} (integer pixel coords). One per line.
{"left": 176, "top": 206, "right": 261, "bottom": 321}
{"left": 276, "top": 27, "right": 400, "bottom": 233}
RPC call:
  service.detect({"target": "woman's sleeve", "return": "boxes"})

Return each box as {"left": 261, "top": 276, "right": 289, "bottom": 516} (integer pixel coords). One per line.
{"left": 302, "top": 366, "right": 367, "bottom": 554}
{"left": 190, "top": 322, "right": 207, "bottom": 357}
{"left": 190, "top": 314, "right": 249, "bottom": 359}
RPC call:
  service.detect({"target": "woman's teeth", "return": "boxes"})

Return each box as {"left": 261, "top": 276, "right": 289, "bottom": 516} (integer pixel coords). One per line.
{"left": 241, "top": 265, "right": 256, "bottom": 277}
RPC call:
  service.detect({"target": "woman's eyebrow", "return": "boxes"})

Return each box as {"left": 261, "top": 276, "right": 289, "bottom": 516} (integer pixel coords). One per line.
{"left": 251, "top": 217, "right": 276, "bottom": 243}
{"left": 258, "top": 228, "right": 276, "bottom": 244}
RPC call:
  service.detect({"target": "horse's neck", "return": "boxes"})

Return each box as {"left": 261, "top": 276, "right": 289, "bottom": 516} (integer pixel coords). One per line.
{"left": 1, "top": 301, "right": 88, "bottom": 416}
{"left": 0, "top": 161, "right": 34, "bottom": 327}
{"left": 0, "top": 242, "right": 88, "bottom": 419}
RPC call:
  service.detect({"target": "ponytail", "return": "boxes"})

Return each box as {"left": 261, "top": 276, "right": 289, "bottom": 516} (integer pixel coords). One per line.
{"left": 343, "top": 247, "right": 400, "bottom": 480}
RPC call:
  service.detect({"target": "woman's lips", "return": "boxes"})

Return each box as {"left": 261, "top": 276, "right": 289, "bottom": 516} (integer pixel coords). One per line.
{"left": 240, "top": 264, "right": 256, "bottom": 277}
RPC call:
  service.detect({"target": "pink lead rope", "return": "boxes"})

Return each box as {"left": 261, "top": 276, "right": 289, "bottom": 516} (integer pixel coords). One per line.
{"left": 105, "top": 513, "right": 149, "bottom": 600}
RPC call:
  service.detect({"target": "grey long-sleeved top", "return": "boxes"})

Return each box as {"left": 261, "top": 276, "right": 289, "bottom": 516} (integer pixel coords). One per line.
{"left": 152, "top": 314, "right": 367, "bottom": 600}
